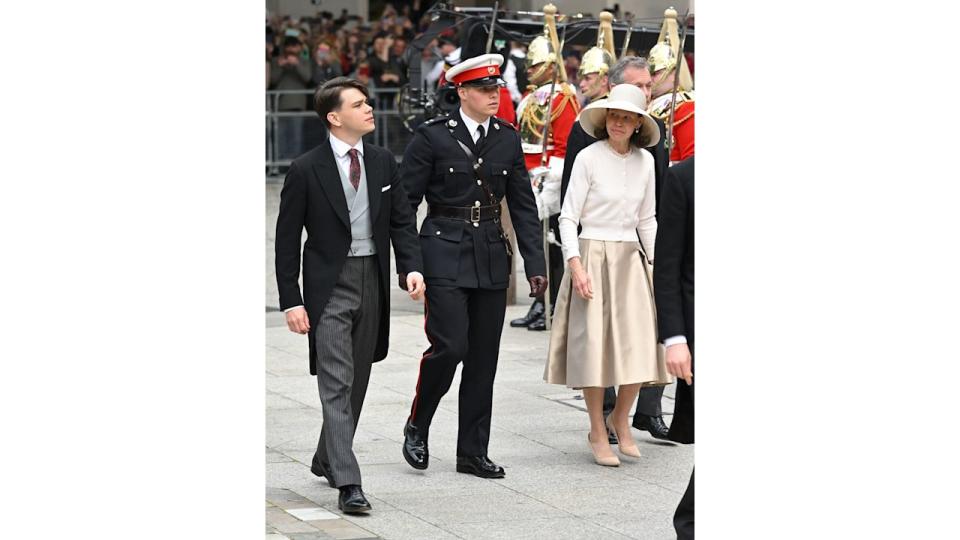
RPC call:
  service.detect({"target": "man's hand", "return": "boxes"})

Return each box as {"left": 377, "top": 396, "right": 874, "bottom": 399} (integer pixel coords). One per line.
{"left": 665, "top": 343, "right": 693, "bottom": 385}
{"left": 528, "top": 275, "right": 548, "bottom": 297}
{"left": 285, "top": 307, "right": 310, "bottom": 335}
{"left": 406, "top": 273, "right": 426, "bottom": 301}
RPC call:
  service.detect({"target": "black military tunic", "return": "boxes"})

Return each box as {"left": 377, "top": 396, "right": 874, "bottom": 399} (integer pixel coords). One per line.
{"left": 400, "top": 107, "right": 545, "bottom": 457}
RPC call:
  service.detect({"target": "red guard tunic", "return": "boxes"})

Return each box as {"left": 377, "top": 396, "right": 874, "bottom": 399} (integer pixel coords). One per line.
{"left": 516, "top": 82, "right": 579, "bottom": 172}
{"left": 649, "top": 90, "right": 695, "bottom": 162}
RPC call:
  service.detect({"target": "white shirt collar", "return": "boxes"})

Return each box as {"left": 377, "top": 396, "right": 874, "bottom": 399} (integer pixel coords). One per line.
{"left": 328, "top": 132, "right": 364, "bottom": 159}
{"left": 458, "top": 110, "right": 490, "bottom": 140}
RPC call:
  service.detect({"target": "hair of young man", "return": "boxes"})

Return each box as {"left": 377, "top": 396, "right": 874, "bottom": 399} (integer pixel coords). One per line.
{"left": 314, "top": 76, "right": 371, "bottom": 128}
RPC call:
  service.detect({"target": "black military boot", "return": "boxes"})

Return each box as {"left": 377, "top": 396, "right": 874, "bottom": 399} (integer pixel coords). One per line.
{"left": 510, "top": 299, "right": 544, "bottom": 327}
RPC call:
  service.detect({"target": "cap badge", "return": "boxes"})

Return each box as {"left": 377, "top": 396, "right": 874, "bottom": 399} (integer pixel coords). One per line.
{"left": 487, "top": 66, "right": 495, "bottom": 75}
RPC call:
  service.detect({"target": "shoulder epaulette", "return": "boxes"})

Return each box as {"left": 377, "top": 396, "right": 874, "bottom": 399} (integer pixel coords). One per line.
{"left": 493, "top": 116, "right": 516, "bottom": 130}
{"left": 421, "top": 115, "right": 450, "bottom": 128}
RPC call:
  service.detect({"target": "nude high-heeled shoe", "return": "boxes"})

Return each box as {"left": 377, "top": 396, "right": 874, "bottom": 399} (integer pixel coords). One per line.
{"left": 607, "top": 416, "right": 642, "bottom": 459}
{"left": 587, "top": 433, "right": 621, "bottom": 467}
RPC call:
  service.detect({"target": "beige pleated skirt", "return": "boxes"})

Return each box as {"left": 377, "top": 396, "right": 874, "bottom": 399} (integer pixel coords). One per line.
{"left": 544, "top": 239, "right": 674, "bottom": 389}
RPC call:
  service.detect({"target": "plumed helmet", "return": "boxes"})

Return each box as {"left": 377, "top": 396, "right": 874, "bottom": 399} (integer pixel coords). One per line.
{"left": 578, "top": 11, "right": 617, "bottom": 78}
{"left": 649, "top": 7, "right": 693, "bottom": 91}
{"left": 525, "top": 4, "right": 566, "bottom": 84}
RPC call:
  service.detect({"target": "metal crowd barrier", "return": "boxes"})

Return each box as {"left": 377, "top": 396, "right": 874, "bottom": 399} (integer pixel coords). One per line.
{"left": 266, "top": 88, "right": 415, "bottom": 175}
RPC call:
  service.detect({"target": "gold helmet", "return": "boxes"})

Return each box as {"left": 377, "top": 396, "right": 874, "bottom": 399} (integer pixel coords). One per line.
{"left": 526, "top": 4, "right": 566, "bottom": 85}
{"left": 647, "top": 34, "right": 677, "bottom": 74}
{"left": 578, "top": 11, "right": 616, "bottom": 79}
{"left": 649, "top": 8, "right": 693, "bottom": 91}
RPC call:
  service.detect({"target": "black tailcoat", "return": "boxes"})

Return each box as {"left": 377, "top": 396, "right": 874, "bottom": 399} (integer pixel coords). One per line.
{"left": 275, "top": 141, "right": 423, "bottom": 375}
{"left": 653, "top": 156, "right": 694, "bottom": 444}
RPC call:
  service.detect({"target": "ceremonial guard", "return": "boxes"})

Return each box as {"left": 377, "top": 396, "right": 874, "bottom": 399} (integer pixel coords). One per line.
{"left": 509, "top": 4, "right": 580, "bottom": 331}
{"left": 399, "top": 53, "right": 548, "bottom": 478}
{"left": 560, "top": 11, "right": 618, "bottom": 206}
{"left": 577, "top": 11, "right": 617, "bottom": 105}
{"left": 647, "top": 8, "right": 695, "bottom": 163}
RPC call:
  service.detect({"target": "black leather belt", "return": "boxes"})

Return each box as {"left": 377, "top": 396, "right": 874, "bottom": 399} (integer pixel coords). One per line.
{"left": 428, "top": 204, "right": 501, "bottom": 223}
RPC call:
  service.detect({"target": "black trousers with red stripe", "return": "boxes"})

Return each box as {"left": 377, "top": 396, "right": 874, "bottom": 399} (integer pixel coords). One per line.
{"left": 408, "top": 285, "right": 507, "bottom": 457}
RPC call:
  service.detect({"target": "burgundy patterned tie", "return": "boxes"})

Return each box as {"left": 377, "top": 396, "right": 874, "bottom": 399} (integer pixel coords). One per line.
{"left": 347, "top": 148, "right": 361, "bottom": 191}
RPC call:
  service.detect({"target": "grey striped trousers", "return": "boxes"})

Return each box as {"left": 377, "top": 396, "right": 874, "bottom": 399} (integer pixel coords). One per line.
{"left": 313, "top": 255, "right": 380, "bottom": 488}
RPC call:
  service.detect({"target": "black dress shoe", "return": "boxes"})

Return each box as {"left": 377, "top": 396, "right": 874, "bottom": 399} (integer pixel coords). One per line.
{"left": 337, "top": 485, "right": 371, "bottom": 514}
{"left": 510, "top": 299, "right": 544, "bottom": 327}
{"left": 402, "top": 421, "right": 429, "bottom": 470}
{"left": 633, "top": 414, "right": 671, "bottom": 440}
{"left": 310, "top": 461, "right": 338, "bottom": 489}
{"left": 456, "top": 455, "right": 505, "bottom": 478}
{"left": 527, "top": 313, "right": 547, "bottom": 331}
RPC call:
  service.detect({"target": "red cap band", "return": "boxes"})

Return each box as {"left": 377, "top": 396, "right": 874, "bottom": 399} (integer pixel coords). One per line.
{"left": 451, "top": 64, "right": 501, "bottom": 85}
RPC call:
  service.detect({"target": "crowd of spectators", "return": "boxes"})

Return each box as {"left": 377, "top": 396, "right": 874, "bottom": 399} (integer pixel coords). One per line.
{"left": 266, "top": 3, "right": 432, "bottom": 109}
{"left": 265, "top": 2, "right": 692, "bottom": 162}
{"left": 266, "top": 2, "right": 438, "bottom": 161}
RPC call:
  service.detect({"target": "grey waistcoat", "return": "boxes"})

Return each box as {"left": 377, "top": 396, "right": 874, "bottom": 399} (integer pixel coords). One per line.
{"left": 336, "top": 152, "right": 377, "bottom": 257}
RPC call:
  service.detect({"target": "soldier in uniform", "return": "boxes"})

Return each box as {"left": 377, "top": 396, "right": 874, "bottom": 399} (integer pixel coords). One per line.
{"left": 399, "top": 53, "right": 548, "bottom": 479}
{"left": 509, "top": 3, "right": 580, "bottom": 331}
{"left": 647, "top": 8, "right": 695, "bottom": 163}
{"left": 576, "top": 11, "right": 617, "bottom": 106}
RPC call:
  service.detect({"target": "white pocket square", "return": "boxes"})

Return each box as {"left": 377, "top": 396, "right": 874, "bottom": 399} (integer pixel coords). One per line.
{"left": 381, "top": 184, "right": 392, "bottom": 192}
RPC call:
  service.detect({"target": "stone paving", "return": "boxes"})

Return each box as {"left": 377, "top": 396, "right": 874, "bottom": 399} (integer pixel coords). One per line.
{"left": 266, "top": 181, "right": 693, "bottom": 539}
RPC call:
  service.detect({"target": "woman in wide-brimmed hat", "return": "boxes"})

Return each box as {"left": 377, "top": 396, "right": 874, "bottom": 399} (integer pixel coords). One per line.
{"left": 544, "top": 83, "right": 673, "bottom": 467}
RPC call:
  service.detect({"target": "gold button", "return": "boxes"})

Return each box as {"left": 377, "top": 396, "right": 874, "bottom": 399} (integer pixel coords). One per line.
{"left": 478, "top": 158, "right": 483, "bottom": 164}
{"left": 448, "top": 167, "right": 454, "bottom": 172}
{"left": 502, "top": 170, "right": 508, "bottom": 174}
{"left": 477, "top": 180, "right": 482, "bottom": 185}
{"left": 435, "top": 231, "right": 441, "bottom": 235}
{"left": 473, "top": 222, "right": 479, "bottom": 228}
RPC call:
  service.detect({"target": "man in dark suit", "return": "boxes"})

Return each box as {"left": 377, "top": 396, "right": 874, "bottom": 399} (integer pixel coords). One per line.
{"left": 559, "top": 56, "right": 672, "bottom": 441}
{"left": 654, "top": 156, "right": 695, "bottom": 538}
{"left": 275, "top": 77, "right": 425, "bottom": 514}
{"left": 399, "top": 54, "right": 547, "bottom": 479}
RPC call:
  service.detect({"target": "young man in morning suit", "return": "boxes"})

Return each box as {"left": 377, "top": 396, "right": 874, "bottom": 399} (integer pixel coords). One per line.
{"left": 275, "top": 77, "right": 425, "bottom": 514}
{"left": 399, "top": 53, "right": 547, "bottom": 479}
{"left": 654, "top": 156, "right": 695, "bottom": 538}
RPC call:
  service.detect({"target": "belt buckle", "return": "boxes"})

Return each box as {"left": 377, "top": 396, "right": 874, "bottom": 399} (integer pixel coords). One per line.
{"left": 470, "top": 206, "right": 481, "bottom": 223}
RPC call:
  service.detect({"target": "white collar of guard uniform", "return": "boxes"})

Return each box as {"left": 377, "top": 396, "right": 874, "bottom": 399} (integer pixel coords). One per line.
{"left": 328, "top": 132, "right": 364, "bottom": 159}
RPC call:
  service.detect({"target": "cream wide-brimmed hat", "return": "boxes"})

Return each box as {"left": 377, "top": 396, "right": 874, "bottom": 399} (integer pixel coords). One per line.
{"left": 578, "top": 84, "right": 661, "bottom": 147}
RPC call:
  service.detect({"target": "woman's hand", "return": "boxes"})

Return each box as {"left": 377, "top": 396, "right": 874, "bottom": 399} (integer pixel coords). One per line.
{"left": 569, "top": 257, "right": 593, "bottom": 300}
